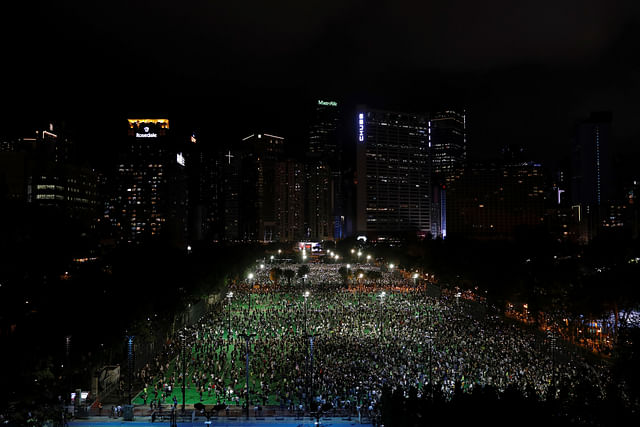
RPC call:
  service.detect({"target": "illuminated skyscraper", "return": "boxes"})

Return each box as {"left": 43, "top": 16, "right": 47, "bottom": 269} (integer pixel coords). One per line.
{"left": 307, "top": 99, "right": 346, "bottom": 240}
{"left": 115, "top": 118, "right": 187, "bottom": 244}
{"left": 355, "top": 107, "right": 431, "bottom": 240}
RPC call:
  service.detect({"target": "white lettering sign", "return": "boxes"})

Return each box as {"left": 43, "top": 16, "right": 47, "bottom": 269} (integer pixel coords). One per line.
{"left": 136, "top": 133, "right": 157, "bottom": 138}
{"left": 318, "top": 100, "right": 338, "bottom": 107}
{"left": 358, "top": 113, "right": 364, "bottom": 142}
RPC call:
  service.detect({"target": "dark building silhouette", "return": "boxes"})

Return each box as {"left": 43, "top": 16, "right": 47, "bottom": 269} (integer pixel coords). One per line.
{"left": 447, "top": 160, "right": 545, "bottom": 240}
{"left": 570, "top": 112, "right": 614, "bottom": 243}
{"left": 429, "top": 110, "right": 467, "bottom": 238}
{"left": 0, "top": 122, "right": 98, "bottom": 227}
{"left": 307, "top": 99, "right": 345, "bottom": 240}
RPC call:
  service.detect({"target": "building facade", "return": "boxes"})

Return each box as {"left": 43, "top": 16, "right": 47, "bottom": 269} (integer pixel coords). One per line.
{"left": 356, "top": 107, "right": 431, "bottom": 240}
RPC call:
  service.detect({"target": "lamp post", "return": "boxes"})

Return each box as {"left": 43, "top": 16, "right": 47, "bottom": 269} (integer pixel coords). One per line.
{"left": 64, "top": 336, "right": 71, "bottom": 404}
{"left": 226, "top": 292, "right": 234, "bottom": 340}
{"left": 180, "top": 332, "right": 186, "bottom": 413}
{"left": 379, "top": 291, "right": 386, "bottom": 338}
{"left": 239, "top": 333, "right": 256, "bottom": 420}
{"left": 247, "top": 273, "right": 254, "bottom": 314}
{"left": 303, "top": 291, "right": 310, "bottom": 336}
{"left": 305, "top": 332, "right": 319, "bottom": 413}
{"left": 126, "top": 335, "right": 134, "bottom": 406}
{"left": 548, "top": 329, "right": 557, "bottom": 398}
{"left": 366, "top": 255, "right": 371, "bottom": 264}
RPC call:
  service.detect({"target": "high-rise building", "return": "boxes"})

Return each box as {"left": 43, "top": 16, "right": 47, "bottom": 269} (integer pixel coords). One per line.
{"left": 115, "top": 118, "right": 187, "bottom": 245}
{"left": 304, "top": 162, "right": 333, "bottom": 241}
{"left": 570, "top": 112, "right": 614, "bottom": 242}
{"left": 219, "top": 148, "right": 242, "bottom": 241}
{"left": 232, "top": 133, "right": 285, "bottom": 241}
{"left": 356, "top": 107, "right": 431, "bottom": 240}
{"left": 571, "top": 112, "right": 613, "bottom": 207}
{"left": 307, "top": 99, "right": 344, "bottom": 240}
{"left": 308, "top": 100, "right": 341, "bottom": 168}
{"left": 275, "top": 159, "right": 305, "bottom": 241}
{"left": 0, "top": 123, "right": 98, "bottom": 225}
{"left": 428, "top": 110, "right": 466, "bottom": 238}
{"left": 429, "top": 110, "right": 466, "bottom": 181}
{"left": 447, "top": 161, "right": 545, "bottom": 239}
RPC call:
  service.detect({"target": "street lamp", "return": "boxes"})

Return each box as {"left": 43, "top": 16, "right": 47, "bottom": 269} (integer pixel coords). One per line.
{"left": 389, "top": 263, "right": 394, "bottom": 270}
{"left": 366, "top": 255, "right": 371, "bottom": 263}
{"left": 239, "top": 332, "right": 256, "bottom": 419}
{"left": 357, "top": 251, "right": 362, "bottom": 261}
{"left": 270, "top": 255, "right": 274, "bottom": 263}
{"left": 379, "top": 291, "right": 386, "bottom": 338}
{"left": 413, "top": 273, "right": 419, "bottom": 285}
{"left": 247, "top": 273, "right": 254, "bottom": 313}
{"left": 303, "top": 291, "right": 310, "bottom": 335}
{"left": 305, "top": 332, "right": 319, "bottom": 412}
{"left": 226, "top": 292, "right": 234, "bottom": 339}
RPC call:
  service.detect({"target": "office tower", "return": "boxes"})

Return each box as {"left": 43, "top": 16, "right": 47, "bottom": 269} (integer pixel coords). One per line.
{"left": 235, "top": 133, "right": 284, "bottom": 241}
{"left": 429, "top": 110, "right": 467, "bottom": 181}
{"left": 308, "top": 100, "right": 341, "bottom": 168}
{"left": 305, "top": 162, "right": 333, "bottom": 241}
{"left": 115, "top": 118, "right": 176, "bottom": 243}
{"left": 275, "top": 159, "right": 305, "bottom": 241}
{"left": 0, "top": 123, "right": 97, "bottom": 223}
{"left": 355, "top": 107, "right": 431, "bottom": 240}
{"left": 570, "top": 112, "right": 614, "bottom": 242}
{"left": 428, "top": 110, "right": 466, "bottom": 238}
{"left": 571, "top": 112, "right": 613, "bottom": 207}
{"left": 447, "top": 161, "right": 545, "bottom": 239}
{"left": 219, "top": 148, "right": 241, "bottom": 241}
{"left": 306, "top": 99, "right": 345, "bottom": 240}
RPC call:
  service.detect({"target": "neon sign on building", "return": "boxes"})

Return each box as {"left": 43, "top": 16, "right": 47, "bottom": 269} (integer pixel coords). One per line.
{"left": 358, "top": 113, "right": 365, "bottom": 142}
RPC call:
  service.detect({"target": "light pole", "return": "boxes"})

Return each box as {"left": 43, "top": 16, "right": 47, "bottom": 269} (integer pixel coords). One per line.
{"left": 548, "top": 329, "right": 557, "bottom": 398}
{"left": 305, "top": 332, "right": 319, "bottom": 412}
{"left": 64, "top": 335, "right": 72, "bottom": 407}
{"left": 366, "top": 255, "right": 371, "bottom": 264}
{"left": 180, "top": 332, "right": 186, "bottom": 413}
{"left": 247, "top": 273, "right": 254, "bottom": 314}
{"left": 126, "top": 335, "right": 134, "bottom": 406}
{"left": 379, "top": 291, "right": 386, "bottom": 338}
{"left": 303, "top": 291, "right": 310, "bottom": 336}
{"left": 226, "top": 292, "right": 234, "bottom": 339}
{"left": 413, "top": 273, "right": 419, "bottom": 286}
{"left": 239, "top": 332, "right": 256, "bottom": 419}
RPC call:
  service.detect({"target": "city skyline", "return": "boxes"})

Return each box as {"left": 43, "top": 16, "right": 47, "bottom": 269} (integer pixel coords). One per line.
{"left": 2, "top": 2, "right": 640, "bottom": 173}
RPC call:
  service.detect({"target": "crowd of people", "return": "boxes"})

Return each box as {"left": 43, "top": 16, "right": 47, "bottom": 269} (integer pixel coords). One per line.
{"left": 132, "top": 262, "right": 612, "bottom": 416}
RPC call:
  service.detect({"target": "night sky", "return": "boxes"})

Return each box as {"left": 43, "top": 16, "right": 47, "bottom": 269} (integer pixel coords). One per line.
{"left": 2, "top": 1, "right": 640, "bottom": 172}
